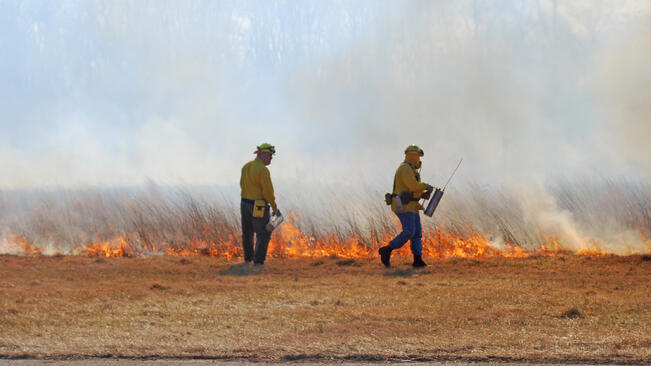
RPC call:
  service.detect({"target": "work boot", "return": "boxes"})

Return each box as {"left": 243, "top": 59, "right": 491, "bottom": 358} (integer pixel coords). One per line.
{"left": 378, "top": 245, "right": 393, "bottom": 267}
{"left": 413, "top": 255, "right": 427, "bottom": 268}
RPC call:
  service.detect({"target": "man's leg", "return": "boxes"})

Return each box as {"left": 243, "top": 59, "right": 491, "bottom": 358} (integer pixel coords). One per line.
{"left": 409, "top": 213, "right": 423, "bottom": 255}
{"left": 389, "top": 212, "right": 416, "bottom": 250}
{"left": 253, "top": 205, "right": 271, "bottom": 265}
{"left": 379, "top": 212, "right": 416, "bottom": 267}
{"left": 410, "top": 213, "right": 427, "bottom": 267}
{"left": 240, "top": 201, "right": 254, "bottom": 263}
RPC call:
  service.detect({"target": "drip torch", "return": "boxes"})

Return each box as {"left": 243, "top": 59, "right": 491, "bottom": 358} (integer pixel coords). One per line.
{"left": 424, "top": 158, "right": 463, "bottom": 217}
{"left": 265, "top": 213, "right": 284, "bottom": 232}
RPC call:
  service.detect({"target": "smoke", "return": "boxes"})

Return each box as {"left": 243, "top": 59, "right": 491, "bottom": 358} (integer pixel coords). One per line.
{"left": 0, "top": 1, "right": 648, "bottom": 187}
{"left": 593, "top": 28, "right": 651, "bottom": 173}
{"left": 288, "top": 1, "right": 650, "bottom": 182}
{"left": 282, "top": 1, "right": 651, "bottom": 252}
{"left": 1, "top": 1, "right": 650, "bottom": 253}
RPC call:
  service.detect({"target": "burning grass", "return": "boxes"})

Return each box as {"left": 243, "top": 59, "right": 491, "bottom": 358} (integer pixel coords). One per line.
{"left": 1, "top": 181, "right": 649, "bottom": 259}
{"left": 0, "top": 255, "right": 649, "bottom": 362}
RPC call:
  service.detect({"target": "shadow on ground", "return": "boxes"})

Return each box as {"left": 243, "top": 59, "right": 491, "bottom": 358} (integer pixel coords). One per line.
{"left": 384, "top": 268, "right": 423, "bottom": 277}
{"left": 218, "top": 263, "right": 263, "bottom": 276}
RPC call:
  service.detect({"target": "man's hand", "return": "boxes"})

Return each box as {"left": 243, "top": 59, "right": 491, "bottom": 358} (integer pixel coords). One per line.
{"left": 272, "top": 207, "right": 281, "bottom": 217}
{"left": 422, "top": 184, "right": 434, "bottom": 200}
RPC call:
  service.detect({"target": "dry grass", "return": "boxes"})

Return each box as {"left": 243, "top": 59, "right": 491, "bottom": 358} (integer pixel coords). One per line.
{"left": 0, "top": 254, "right": 649, "bottom": 363}
{"left": 1, "top": 181, "right": 650, "bottom": 258}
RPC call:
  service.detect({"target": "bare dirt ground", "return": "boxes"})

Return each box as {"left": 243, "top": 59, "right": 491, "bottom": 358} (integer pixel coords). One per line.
{"left": 0, "top": 255, "right": 649, "bottom": 364}
{"left": 1, "top": 362, "right": 621, "bottom": 366}
{"left": 0, "top": 361, "right": 630, "bottom": 366}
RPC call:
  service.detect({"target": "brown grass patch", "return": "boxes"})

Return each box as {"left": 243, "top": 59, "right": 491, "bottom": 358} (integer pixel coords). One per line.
{"left": 0, "top": 255, "right": 649, "bottom": 363}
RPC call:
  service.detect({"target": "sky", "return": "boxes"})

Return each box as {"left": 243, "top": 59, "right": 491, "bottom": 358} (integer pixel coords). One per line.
{"left": 1, "top": 0, "right": 650, "bottom": 189}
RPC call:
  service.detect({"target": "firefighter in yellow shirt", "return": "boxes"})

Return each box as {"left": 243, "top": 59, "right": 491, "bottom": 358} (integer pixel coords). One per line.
{"left": 379, "top": 144, "right": 433, "bottom": 268}
{"left": 240, "top": 143, "right": 280, "bottom": 265}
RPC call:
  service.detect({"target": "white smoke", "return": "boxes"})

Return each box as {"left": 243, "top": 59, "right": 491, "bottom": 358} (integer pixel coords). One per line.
{"left": 1, "top": 1, "right": 649, "bottom": 254}
{"left": 0, "top": 1, "right": 649, "bottom": 187}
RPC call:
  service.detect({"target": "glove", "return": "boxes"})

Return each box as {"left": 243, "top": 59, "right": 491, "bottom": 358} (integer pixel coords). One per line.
{"left": 422, "top": 185, "right": 434, "bottom": 200}
{"left": 272, "top": 207, "right": 281, "bottom": 217}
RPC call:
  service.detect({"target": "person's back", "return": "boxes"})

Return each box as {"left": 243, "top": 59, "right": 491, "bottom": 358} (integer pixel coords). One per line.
{"left": 241, "top": 159, "right": 275, "bottom": 206}
{"left": 239, "top": 143, "right": 280, "bottom": 265}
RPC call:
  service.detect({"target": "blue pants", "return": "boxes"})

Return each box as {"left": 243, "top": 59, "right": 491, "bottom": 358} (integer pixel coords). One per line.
{"left": 388, "top": 212, "right": 423, "bottom": 255}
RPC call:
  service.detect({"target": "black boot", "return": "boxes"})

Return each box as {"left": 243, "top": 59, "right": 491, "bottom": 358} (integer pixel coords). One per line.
{"left": 413, "top": 255, "right": 427, "bottom": 268}
{"left": 378, "top": 245, "right": 393, "bottom": 267}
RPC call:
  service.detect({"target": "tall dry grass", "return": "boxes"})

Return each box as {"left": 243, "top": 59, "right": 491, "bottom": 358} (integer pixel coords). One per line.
{"left": 0, "top": 179, "right": 649, "bottom": 256}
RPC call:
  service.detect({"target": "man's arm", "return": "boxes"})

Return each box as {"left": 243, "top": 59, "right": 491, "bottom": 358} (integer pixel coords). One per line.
{"left": 260, "top": 167, "right": 278, "bottom": 212}
{"left": 399, "top": 165, "right": 428, "bottom": 193}
{"left": 240, "top": 166, "right": 245, "bottom": 194}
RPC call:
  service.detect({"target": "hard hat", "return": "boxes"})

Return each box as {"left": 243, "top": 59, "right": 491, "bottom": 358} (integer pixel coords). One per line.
{"left": 254, "top": 143, "right": 276, "bottom": 155}
{"left": 404, "top": 144, "right": 424, "bottom": 156}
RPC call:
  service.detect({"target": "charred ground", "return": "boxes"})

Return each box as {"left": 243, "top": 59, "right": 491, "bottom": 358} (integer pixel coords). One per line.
{"left": 0, "top": 255, "right": 649, "bottom": 363}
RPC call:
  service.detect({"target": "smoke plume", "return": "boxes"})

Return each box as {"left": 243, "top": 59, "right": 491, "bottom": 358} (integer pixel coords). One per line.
{"left": 1, "top": 1, "right": 649, "bottom": 254}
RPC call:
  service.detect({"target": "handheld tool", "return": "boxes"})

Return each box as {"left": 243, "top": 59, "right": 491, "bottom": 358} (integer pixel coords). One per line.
{"left": 424, "top": 158, "right": 462, "bottom": 217}
{"left": 265, "top": 213, "right": 284, "bottom": 232}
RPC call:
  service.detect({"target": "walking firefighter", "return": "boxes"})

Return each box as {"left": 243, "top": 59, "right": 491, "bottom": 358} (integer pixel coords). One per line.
{"left": 379, "top": 144, "right": 434, "bottom": 268}
{"left": 240, "top": 143, "right": 281, "bottom": 265}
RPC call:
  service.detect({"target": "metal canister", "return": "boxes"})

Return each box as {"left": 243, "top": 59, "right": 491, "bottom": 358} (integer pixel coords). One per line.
{"left": 265, "top": 214, "right": 284, "bottom": 232}
{"left": 424, "top": 188, "right": 444, "bottom": 217}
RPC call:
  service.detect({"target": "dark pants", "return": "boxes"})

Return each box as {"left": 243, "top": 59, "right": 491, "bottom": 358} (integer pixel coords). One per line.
{"left": 388, "top": 212, "right": 423, "bottom": 255}
{"left": 240, "top": 200, "right": 271, "bottom": 263}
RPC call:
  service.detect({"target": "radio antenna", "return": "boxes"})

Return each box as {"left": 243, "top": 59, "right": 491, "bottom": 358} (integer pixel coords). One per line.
{"left": 442, "top": 158, "right": 463, "bottom": 191}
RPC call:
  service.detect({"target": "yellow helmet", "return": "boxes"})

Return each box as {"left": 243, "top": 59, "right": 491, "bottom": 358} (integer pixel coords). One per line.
{"left": 254, "top": 143, "right": 276, "bottom": 155}
{"left": 404, "top": 144, "right": 424, "bottom": 156}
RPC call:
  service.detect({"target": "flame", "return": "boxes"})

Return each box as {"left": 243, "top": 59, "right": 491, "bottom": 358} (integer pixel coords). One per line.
{"left": 268, "top": 221, "right": 375, "bottom": 258}
{"left": 3, "top": 218, "right": 648, "bottom": 258}
{"left": 19, "top": 236, "right": 42, "bottom": 256}
{"left": 0, "top": 233, "right": 41, "bottom": 256}
{"left": 164, "top": 236, "right": 240, "bottom": 259}
{"left": 5, "top": 236, "right": 41, "bottom": 255}
{"left": 86, "top": 237, "right": 131, "bottom": 257}
{"left": 576, "top": 248, "right": 611, "bottom": 257}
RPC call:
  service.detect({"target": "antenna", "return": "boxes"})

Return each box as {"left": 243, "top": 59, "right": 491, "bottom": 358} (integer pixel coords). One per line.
{"left": 442, "top": 158, "right": 463, "bottom": 191}
{"left": 423, "top": 158, "right": 462, "bottom": 217}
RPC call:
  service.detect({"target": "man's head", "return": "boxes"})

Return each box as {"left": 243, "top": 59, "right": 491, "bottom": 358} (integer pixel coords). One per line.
{"left": 255, "top": 143, "right": 276, "bottom": 166}
{"left": 404, "top": 144, "right": 424, "bottom": 168}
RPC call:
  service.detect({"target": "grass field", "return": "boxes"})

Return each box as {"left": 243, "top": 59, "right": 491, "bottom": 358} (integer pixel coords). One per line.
{"left": 1, "top": 254, "right": 649, "bottom": 363}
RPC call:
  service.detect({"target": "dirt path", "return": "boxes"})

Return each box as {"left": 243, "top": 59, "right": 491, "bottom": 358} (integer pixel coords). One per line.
{"left": 0, "top": 361, "right": 622, "bottom": 366}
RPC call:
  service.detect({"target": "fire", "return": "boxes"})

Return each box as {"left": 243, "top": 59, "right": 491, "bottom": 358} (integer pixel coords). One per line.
{"left": 86, "top": 237, "right": 132, "bottom": 257}
{"left": 164, "top": 236, "right": 240, "bottom": 258}
{"left": 268, "top": 221, "right": 376, "bottom": 258}
{"left": 576, "top": 248, "right": 611, "bottom": 257}
{"left": 3, "top": 219, "right": 646, "bottom": 259}
{"left": 0, "top": 233, "right": 41, "bottom": 256}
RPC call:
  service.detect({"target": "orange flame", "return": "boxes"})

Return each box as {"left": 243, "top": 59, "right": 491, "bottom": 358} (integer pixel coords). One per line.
{"left": 86, "top": 237, "right": 131, "bottom": 257}
{"left": 18, "top": 236, "right": 42, "bottom": 256}
{"left": 3, "top": 220, "right": 647, "bottom": 258}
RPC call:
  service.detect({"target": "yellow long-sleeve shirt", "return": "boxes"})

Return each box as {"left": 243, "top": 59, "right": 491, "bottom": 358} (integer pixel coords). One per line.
{"left": 391, "top": 161, "right": 429, "bottom": 213}
{"left": 240, "top": 158, "right": 277, "bottom": 210}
